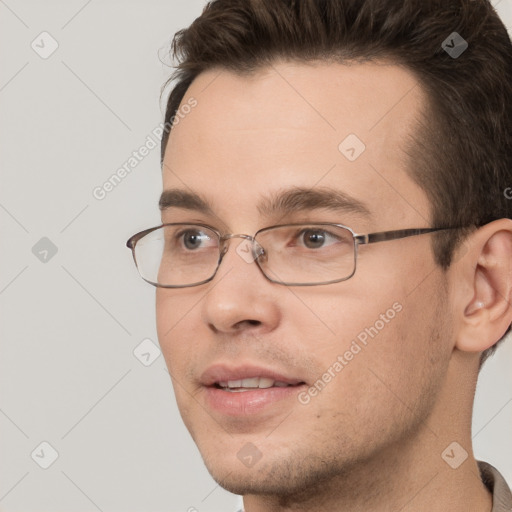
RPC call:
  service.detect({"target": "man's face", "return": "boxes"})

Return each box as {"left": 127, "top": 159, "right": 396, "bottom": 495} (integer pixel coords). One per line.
{"left": 157, "top": 61, "right": 453, "bottom": 495}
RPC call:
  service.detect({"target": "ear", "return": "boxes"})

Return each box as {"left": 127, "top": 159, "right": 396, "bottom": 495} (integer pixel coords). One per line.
{"left": 455, "top": 219, "right": 512, "bottom": 354}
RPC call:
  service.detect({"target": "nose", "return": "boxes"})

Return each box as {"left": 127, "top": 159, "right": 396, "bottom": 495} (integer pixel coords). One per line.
{"left": 200, "top": 236, "right": 280, "bottom": 335}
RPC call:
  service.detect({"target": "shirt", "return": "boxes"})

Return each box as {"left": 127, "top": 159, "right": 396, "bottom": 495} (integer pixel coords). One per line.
{"left": 479, "top": 461, "right": 512, "bottom": 512}
{"left": 234, "top": 461, "right": 512, "bottom": 511}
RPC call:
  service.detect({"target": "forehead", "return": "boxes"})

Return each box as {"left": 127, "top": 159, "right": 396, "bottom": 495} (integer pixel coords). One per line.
{"left": 163, "top": 60, "right": 431, "bottom": 231}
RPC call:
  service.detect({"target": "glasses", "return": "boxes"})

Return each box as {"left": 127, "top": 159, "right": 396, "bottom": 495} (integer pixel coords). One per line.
{"left": 126, "top": 223, "right": 456, "bottom": 288}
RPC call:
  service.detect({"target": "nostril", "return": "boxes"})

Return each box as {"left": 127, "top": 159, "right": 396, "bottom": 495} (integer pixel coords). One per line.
{"left": 234, "top": 319, "right": 262, "bottom": 329}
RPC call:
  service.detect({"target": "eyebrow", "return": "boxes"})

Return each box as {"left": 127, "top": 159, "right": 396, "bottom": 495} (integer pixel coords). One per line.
{"left": 258, "top": 187, "right": 371, "bottom": 218}
{"left": 159, "top": 188, "right": 214, "bottom": 214}
{"left": 159, "top": 186, "right": 371, "bottom": 219}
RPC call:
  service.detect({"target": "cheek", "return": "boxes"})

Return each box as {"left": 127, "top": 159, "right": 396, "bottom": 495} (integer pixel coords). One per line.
{"left": 291, "top": 271, "right": 449, "bottom": 408}
{"left": 156, "top": 291, "right": 204, "bottom": 426}
{"left": 156, "top": 290, "right": 197, "bottom": 374}
{"left": 360, "top": 284, "right": 450, "bottom": 414}
{"left": 155, "top": 291, "right": 173, "bottom": 353}
{"left": 302, "top": 300, "right": 448, "bottom": 456}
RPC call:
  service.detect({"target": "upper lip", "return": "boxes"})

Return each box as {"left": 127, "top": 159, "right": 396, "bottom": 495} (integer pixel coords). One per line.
{"left": 200, "top": 364, "right": 306, "bottom": 387}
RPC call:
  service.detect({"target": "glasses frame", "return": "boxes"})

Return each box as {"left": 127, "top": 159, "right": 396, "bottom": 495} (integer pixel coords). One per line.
{"left": 126, "top": 222, "right": 457, "bottom": 288}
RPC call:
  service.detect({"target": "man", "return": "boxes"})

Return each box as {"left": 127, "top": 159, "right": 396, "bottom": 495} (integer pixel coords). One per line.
{"left": 127, "top": 0, "right": 512, "bottom": 510}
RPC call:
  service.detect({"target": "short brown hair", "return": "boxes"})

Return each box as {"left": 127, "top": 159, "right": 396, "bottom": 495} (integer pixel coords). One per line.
{"left": 161, "top": 0, "right": 512, "bottom": 361}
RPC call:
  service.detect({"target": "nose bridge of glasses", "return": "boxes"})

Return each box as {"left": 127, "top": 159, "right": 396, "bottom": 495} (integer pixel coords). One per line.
{"left": 219, "top": 233, "right": 266, "bottom": 261}
{"left": 221, "top": 233, "right": 254, "bottom": 242}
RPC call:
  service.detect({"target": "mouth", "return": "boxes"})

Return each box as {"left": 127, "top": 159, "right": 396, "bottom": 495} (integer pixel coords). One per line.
{"left": 201, "top": 365, "right": 308, "bottom": 416}
{"left": 214, "top": 376, "right": 304, "bottom": 392}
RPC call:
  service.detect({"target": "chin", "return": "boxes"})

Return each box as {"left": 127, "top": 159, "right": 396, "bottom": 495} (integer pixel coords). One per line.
{"left": 205, "top": 460, "right": 295, "bottom": 496}
{"left": 199, "top": 443, "right": 357, "bottom": 499}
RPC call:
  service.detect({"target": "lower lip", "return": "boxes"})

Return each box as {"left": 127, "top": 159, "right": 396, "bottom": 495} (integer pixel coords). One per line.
{"left": 204, "top": 385, "right": 306, "bottom": 416}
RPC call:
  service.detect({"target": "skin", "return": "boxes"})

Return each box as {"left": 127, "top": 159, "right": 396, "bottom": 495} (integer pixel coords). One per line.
{"left": 156, "top": 61, "right": 512, "bottom": 511}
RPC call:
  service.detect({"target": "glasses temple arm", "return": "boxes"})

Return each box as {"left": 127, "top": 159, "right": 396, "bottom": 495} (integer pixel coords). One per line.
{"left": 354, "top": 227, "right": 458, "bottom": 245}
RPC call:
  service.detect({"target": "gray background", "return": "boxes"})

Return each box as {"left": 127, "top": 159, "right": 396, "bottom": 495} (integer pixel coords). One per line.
{"left": 0, "top": 1, "right": 511, "bottom": 511}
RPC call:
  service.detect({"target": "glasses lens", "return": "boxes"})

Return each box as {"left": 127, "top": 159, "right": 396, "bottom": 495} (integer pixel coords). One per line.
{"left": 255, "top": 224, "right": 356, "bottom": 285}
{"left": 133, "top": 224, "right": 220, "bottom": 287}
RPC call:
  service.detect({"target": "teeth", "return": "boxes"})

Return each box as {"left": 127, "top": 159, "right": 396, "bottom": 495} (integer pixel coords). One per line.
{"left": 257, "top": 377, "right": 275, "bottom": 388}
{"left": 217, "top": 377, "right": 293, "bottom": 390}
{"left": 241, "top": 377, "right": 260, "bottom": 388}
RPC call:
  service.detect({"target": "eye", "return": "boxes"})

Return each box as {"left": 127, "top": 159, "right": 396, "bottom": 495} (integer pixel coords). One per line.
{"left": 297, "top": 228, "right": 338, "bottom": 249}
{"left": 175, "top": 228, "right": 214, "bottom": 250}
